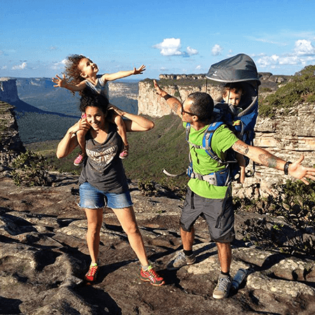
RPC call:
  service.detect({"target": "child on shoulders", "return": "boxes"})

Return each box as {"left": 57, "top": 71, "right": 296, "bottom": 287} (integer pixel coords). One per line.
{"left": 53, "top": 54, "right": 145, "bottom": 165}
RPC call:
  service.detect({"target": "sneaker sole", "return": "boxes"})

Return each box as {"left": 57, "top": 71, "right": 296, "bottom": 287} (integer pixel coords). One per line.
{"left": 140, "top": 277, "right": 165, "bottom": 286}
{"left": 212, "top": 293, "right": 228, "bottom": 299}
{"left": 167, "top": 259, "right": 196, "bottom": 271}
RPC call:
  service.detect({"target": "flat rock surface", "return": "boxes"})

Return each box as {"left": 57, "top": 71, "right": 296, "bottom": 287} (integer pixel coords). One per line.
{"left": 1, "top": 174, "right": 315, "bottom": 315}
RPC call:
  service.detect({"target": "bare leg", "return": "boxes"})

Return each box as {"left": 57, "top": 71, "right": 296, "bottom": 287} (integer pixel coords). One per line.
{"left": 181, "top": 226, "right": 195, "bottom": 251}
{"left": 77, "top": 129, "right": 88, "bottom": 156}
{"left": 84, "top": 208, "right": 103, "bottom": 264}
{"left": 112, "top": 206, "right": 148, "bottom": 266}
{"left": 114, "top": 115, "right": 128, "bottom": 148}
{"left": 235, "top": 153, "right": 246, "bottom": 183}
{"left": 216, "top": 242, "right": 232, "bottom": 273}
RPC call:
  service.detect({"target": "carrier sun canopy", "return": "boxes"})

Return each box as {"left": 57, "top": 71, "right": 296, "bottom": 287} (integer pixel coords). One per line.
{"left": 206, "top": 53, "right": 261, "bottom": 87}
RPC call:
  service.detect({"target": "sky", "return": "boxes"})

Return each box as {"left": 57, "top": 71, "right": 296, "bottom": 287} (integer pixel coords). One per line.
{"left": 1, "top": 0, "right": 315, "bottom": 80}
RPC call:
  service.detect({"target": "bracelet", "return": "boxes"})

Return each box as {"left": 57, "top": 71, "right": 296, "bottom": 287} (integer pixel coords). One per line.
{"left": 163, "top": 94, "right": 172, "bottom": 100}
{"left": 284, "top": 161, "right": 292, "bottom": 175}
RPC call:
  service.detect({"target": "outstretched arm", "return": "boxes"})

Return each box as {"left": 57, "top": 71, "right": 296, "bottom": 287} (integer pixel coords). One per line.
{"left": 102, "top": 65, "right": 146, "bottom": 82}
{"left": 232, "top": 140, "right": 315, "bottom": 184}
{"left": 109, "top": 104, "right": 154, "bottom": 132}
{"left": 52, "top": 74, "right": 86, "bottom": 92}
{"left": 153, "top": 80, "right": 182, "bottom": 117}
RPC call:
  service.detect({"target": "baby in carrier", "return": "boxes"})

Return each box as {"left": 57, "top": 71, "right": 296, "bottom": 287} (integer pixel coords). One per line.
{"left": 221, "top": 83, "right": 247, "bottom": 183}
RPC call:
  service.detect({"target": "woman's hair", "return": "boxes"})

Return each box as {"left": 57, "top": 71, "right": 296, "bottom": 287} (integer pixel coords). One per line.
{"left": 64, "top": 54, "right": 87, "bottom": 86}
{"left": 222, "top": 83, "right": 244, "bottom": 97}
{"left": 79, "top": 89, "right": 109, "bottom": 116}
{"left": 188, "top": 92, "right": 214, "bottom": 123}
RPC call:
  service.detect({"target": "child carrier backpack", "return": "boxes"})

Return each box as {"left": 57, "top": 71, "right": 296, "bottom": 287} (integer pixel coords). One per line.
{"left": 206, "top": 53, "right": 260, "bottom": 182}
{"left": 163, "top": 54, "right": 261, "bottom": 185}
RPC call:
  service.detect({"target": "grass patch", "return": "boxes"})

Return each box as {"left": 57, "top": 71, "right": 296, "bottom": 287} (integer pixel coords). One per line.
{"left": 259, "top": 65, "right": 315, "bottom": 117}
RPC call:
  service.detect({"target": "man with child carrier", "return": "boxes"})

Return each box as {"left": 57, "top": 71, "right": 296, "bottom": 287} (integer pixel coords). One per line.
{"left": 154, "top": 54, "right": 315, "bottom": 299}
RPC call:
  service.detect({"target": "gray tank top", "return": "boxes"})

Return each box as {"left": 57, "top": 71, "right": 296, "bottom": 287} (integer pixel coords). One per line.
{"left": 79, "top": 123, "right": 128, "bottom": 193}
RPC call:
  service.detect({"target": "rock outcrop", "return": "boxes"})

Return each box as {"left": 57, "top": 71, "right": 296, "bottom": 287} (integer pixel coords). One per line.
{"left": 1, "top": 90, "right": 315, "bottom": 314}
{"left": 0, "top": 172, "right": 315, "bottom": 314}
{"left": 0, "top": 101, "right": 25, "bottom": 166}
{"left": 138, "top": 80, "right": 223, "bottom": 117}
{"left": 138, "top": 73, "right": 290, "bottom": 117}
{"left": 0, "top": 78, "right": 19, "bottom": 103}
{"left": 233, "top": 103, "right": 315, "bottom": 199}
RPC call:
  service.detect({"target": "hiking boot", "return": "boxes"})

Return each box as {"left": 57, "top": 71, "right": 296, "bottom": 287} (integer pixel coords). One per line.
{"left": 213, "top": 274, "right": 232, "bottom": 299}
{"left": 166, "top": 251, "right": 196, "bottom": 270}
{"left": 140, "top": 267, "right": 165, "bottom": 286}
{"left": 84, "top": 265, "right": 99, "bottom": 282}
{"left": 74, "top": 153, "right": 86, "bottom": 166}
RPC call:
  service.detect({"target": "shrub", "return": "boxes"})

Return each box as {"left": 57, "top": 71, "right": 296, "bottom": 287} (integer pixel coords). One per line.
{"left": 240, "top": 179, "right": 315, "bottom": 255}
{"left": 259, "top": 65, "right": 315, "bottom": 117}
{"left": 10, "top": 150, "right": 52, "bottom": 186}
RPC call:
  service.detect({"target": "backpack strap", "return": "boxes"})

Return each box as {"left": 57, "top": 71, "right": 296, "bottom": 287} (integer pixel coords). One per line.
{"left": 186, "top": 122, "right": 225, "bottom": 163}
{"left": 185, "top": 122, "right": 232, "bottom": 186}
{"left": 202, "top": 122, "right": 225, "bottom": 164}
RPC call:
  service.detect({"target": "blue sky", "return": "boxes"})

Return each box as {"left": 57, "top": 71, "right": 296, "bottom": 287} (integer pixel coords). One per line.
{"left": 1, "top": 0, "right": 315, "bottom": 79}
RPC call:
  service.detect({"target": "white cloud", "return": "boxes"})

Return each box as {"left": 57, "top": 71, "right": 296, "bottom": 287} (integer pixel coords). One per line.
{"left": 256, "top": 40, "right": 315, "bottom": 68}
{"left": 187, "top": 46, "right": 198, "bottom": 56}
{"left": 196, "top": 65, "right": 201, "bottom": 70}
{"left": 153, "top": 39, "right": 198, "bottom": 57}
{"left": 2, "top": 65, "right": 7, "bottom": 70}
{"left": 154, "top": 38, "right": 182, "bottom": 56}
{"left": 247, "top": 36, "right": 287, "bottom": 46}
{"left": 294, "top": 39, "right": 315, "bottom": 55}
{"left": 211, "top": 44, "right": 223, "bottom": 56}
{"left": 12, "top": 62, "right": 27, "bottom": 70}
{"left": 50, "top": 46, "right": 58, "bottom": 50}
{"left": 51, "top": 59, "right": 68, "bottom": 70}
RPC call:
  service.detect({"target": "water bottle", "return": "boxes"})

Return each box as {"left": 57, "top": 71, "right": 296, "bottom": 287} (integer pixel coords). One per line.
{"left": 231, "top": 268, "right": 247, "bottom": 290}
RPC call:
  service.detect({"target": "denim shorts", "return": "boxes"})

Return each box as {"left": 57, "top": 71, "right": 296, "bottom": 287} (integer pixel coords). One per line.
{"left": 79, "top": 182, "right": 133, "bottom": 209}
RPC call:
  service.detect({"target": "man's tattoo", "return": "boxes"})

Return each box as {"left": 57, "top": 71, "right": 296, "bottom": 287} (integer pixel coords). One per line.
{"left": 168, "top": 98, "right": 181, "bottom": 113}
{"left": 258, "top": 154, "right": 278, "bottom": 168}
{"left": 232, "top": 142, "right": 249, "bottom": 155}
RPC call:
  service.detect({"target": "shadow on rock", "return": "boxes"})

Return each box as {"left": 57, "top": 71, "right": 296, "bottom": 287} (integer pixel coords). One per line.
{"left": 0, "top": 296, "right": 23, "bottom": 314}
{"left": 75, "top": 286, "right": 122, "bottom": 315}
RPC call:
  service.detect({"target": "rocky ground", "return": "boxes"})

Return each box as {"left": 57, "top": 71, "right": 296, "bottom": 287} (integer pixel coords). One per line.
{"left": 1, "top": 169, "right": 315, "bottom": 315}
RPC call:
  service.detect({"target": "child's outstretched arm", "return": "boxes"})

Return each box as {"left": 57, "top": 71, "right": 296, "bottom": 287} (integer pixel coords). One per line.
{"left": 52, "top": 74, "right": 86, "bottom": 92}
{"left": 101, "top": 65, "right": 146, "bottom": 82}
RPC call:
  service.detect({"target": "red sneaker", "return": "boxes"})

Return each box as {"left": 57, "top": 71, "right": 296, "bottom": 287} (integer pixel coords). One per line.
{"left": 140, "top": 267, "right": 165, "bottom": 286}
{"left": 84, "top": 265, "right": 99, "bottom": 282}
{"left": 119, "top": 145, "right": 129, "bottom": 159}
{"left": 74, "top": 153, "right": 85, "bottom": 166}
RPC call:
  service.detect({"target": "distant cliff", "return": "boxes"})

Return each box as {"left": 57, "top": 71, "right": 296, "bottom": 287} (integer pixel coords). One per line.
{"left": 138, "top": 73, "right": 291, "bottom": 117}
{"left": 138, "top": 79, "right": 223, "bottom": 117}
{"left": 15, "top": 78, "right": 138, "bottom": 115}
{"left": 0, "top": 101, "right": 25, "bottom": 166}
{"left": 0, "top": 78, "right": 19, "bottom": 103}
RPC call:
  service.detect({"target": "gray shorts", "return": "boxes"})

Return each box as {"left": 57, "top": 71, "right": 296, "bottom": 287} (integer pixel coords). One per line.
{"left": 180, "top": 186, "right": 235, "bottom": 243}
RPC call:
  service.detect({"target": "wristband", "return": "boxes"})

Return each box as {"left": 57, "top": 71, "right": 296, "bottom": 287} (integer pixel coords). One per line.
{"left": 163, "top": 94, "right": 172, "bottom": 101}
{"left": 284, "top": 161, "right": 292, "bottom": 175}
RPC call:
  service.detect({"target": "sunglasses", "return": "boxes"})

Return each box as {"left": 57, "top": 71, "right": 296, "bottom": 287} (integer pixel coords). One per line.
{"left": 181, "top": 106, "right": 197, "bottom": 116}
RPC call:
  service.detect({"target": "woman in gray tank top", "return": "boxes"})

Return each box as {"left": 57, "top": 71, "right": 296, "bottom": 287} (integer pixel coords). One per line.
{"left": 56, "top": 91, "right": 165, "bottom": 286}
